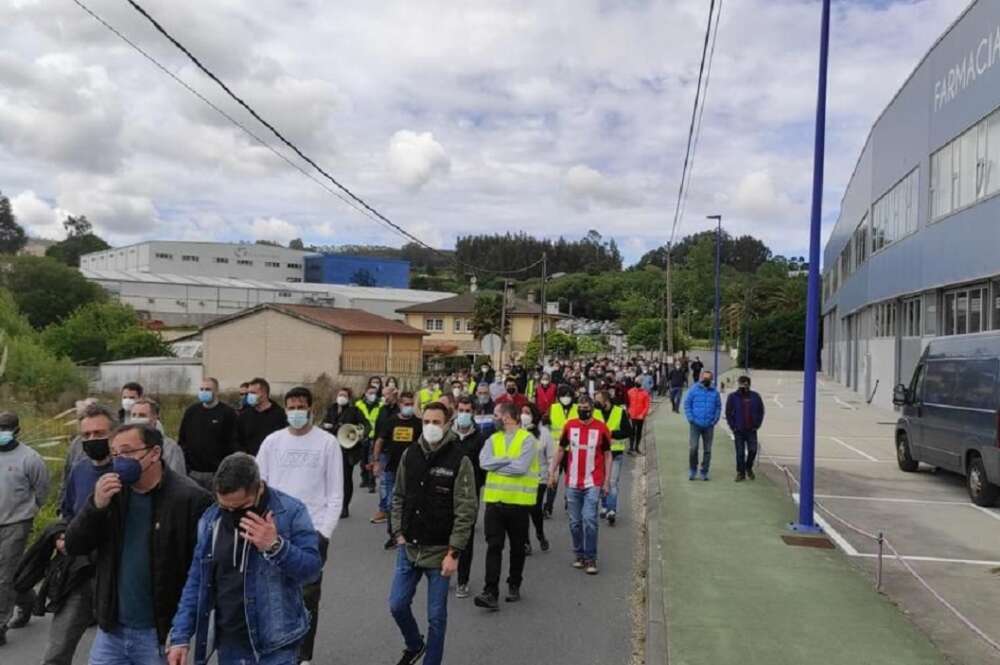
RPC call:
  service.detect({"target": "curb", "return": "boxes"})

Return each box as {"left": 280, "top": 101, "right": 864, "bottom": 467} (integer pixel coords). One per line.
{"left": 645, "top": 408, "right": 668, "bottom": 665}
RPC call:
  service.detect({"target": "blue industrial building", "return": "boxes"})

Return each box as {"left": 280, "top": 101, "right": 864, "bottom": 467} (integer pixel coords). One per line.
{"left": 305, "top": 254, "right": 410, "bottom": 288}
{"left": 822, "top": 0, "right": 1000, "bottom": 409}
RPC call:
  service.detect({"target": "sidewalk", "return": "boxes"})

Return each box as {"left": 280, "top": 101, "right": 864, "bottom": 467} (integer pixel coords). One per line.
{"left": 649, "top": 402, "right": 947, "bottom": 665}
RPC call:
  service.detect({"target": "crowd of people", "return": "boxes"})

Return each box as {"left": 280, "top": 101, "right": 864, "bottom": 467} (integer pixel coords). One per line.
{"left": 0, "top": 353, "right": 766, "bottom": 665}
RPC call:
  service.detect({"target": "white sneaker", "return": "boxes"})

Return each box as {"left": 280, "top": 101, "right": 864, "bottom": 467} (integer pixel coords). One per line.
{"left": 456, "top": 584, "right": 470, "bottom": 598}
{"left": 300, "top": 661, "right": 312, "bottom": 665}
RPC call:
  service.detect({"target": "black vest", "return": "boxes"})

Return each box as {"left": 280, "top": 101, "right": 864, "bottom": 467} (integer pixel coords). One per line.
{"left": 400, "top": 442, "right": 466, "bottom": 547}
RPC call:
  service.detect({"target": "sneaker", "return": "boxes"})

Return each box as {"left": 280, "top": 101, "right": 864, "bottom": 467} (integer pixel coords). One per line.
{"left": 524, "top": 542, "right": 533, "bottom": 556}
{"left": 607, "top": 511, "right": 616, "bottom": 526}
{"left": 539, "top": 536, "right": 550, "bottom": 552}
{"left": 543, "top": 509, "right": 553, "bottom": 519}
{"left": 734, "top": 474, "right": 745, "bottom": 482}
{"left": 340, "top": 507, "right": 349, "bottom": 519}
{"left": 474, "top": 591, "right": 499, "bottom": 611}
{"left": 0, "top": 629, "right": 6, "bottom": 646}
{"left": 370, "top": 511, "right": 388, "bottom": 524}
{"left": 7, "top": 605, "right": 30, "bottom": 630}
{"left": 505, "top": 585, "right": 521, "bottom": 602}
{"left": 456, "top": 584, "right": 470, "bottom": 599}
{"left": 599, "top": 508, "right": 608, "bottom": 519}
{"left": 701, "top": 471, "right": 710, "bottom": 481}
{"left": 747, "top": 469, "right": 756, "bottom": 480}
{"left": 688, "top": 470, "right": 697, "bottom": 481}
{"left": 572, "top": 557, "right": 586, "bottom": 569}
{"left": 368, "top": 484, "right": 376, "bottom": 494}
{"left": 395, "top": 642, "right": 426, "bottom": 665}
{"left": 585, "top": 560, "right": 599, "bottom": 575}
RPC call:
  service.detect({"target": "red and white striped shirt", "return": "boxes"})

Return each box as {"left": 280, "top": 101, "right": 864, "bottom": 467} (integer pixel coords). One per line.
{"left": 559, "top": 419, "right": 612, "bottom": 490}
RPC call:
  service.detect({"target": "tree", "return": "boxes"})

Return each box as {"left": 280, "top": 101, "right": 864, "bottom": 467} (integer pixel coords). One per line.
{"left": 523, "top": 329, "right": 577, "bottom": 366}
{"left": 350, "top": 268, "right": 377, "bottom": 287}
{"left": 0, "top": 256, "right": 105, "bottom": 328}
{"left": 63, "top": 214, "right": 92, "bottom": 237}
{"left": 0, "top": 191, "right": 27, "bottom": 255}
{"left": 42, "top": 301, "right": 172, "bottom": 364}
{"left": 289, "top": 238, "right": 305, "bottom": 250}
{"left": 470, "top": 293, "right": 510, "bottom": 340}
{"left": 46, "top": 217, "right": 110, "bottom": 267}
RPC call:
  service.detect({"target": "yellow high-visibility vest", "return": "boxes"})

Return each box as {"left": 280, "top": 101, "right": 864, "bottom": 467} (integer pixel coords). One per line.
{"left": 483, "top": 429, "right": 539, "bottom": 506}
{"left": 605, "top": 405, "right": 628, "bottom": 452}
{"left": 549, "top": 402, "right": 579, "bottom": 441}
{"left": 467, "top": 379, "right": 477, "bottom": 394}
{"left": 355, "top": 399, "right": 382, "bottom": 438}
{"left": 526, "top": 379, "right": 536, "bottom": 400}
{"left": 418, "top": 388, "right": 442, "bottom": 408}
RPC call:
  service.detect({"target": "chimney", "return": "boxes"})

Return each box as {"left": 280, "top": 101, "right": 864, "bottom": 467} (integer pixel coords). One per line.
{"left": 470, "top": 276, "right": 478, "bottom": 292}
{"left": 526, "top": 290, "right": 536, "bottom": 303}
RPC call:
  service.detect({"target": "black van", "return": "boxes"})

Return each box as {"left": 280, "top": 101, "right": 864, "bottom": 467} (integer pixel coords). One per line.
{"left": 893, "top": 332, "right": 1000, "bottom": 506}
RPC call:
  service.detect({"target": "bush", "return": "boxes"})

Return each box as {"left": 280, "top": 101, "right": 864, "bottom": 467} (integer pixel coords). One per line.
{"left": 42, "top": 301, "right": 172, "bottom": 364}
{"left": 739, "top": 308, "right": 806, "bottom": 370}
{"left": 4, "top": 334, "right": 86, "bottom": 401}
{"left": 0, "top": 255, "right": 105, "bottom": 328}
{"left": 524, "top": 329, "right": 577, "bottom": 366}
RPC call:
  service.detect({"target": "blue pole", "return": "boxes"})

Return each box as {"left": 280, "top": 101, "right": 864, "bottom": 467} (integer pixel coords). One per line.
{"left": 792, "top": 0, "right": 831, "bottom": 534}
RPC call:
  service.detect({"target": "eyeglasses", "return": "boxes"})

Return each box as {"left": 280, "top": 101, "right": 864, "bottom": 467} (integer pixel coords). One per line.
{"left": 111, "top": 446, "right": 152, "bottom": 459}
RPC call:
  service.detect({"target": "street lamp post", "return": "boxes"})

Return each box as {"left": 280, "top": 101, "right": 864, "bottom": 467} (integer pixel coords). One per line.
{"left": 707, "top": 215, "right": 722, "bottom": 386}
{"left": 791, "top": 0, "right": 831, "bottom": 534}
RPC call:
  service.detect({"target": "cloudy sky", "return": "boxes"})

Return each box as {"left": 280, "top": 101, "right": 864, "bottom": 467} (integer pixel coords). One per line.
{"left": 0, "top": 0, "right": 970, "bottom": 264}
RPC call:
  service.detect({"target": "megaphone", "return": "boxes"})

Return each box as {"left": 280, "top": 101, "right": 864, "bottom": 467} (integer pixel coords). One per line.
{"left": 336, "top": 423, "right": 366, "bottom": 450}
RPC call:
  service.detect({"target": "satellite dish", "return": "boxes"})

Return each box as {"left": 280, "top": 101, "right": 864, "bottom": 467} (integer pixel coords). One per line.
{"left": 481, "top": 334, "right": 502, "bottom": 354}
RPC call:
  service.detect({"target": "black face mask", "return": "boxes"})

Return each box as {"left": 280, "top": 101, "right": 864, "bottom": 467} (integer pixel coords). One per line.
{"left": 578, "top": 408, "right": 593, "bottom": 420}
{"left": 221, "top": 489, "right": 267, "bottom": 531}
{"left": 83, "top": 438, "right": 110, "bottom": 461}
{"left": 506, "top": 386, "right": 517, "bottom": 395}
{"left": 701, "top": 380, "right": 712, "bottom": 388}
{"left": 739, "top": 385, "right": 749, "bottom": 393}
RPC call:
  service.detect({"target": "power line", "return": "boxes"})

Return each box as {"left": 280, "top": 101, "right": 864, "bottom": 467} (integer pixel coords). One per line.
{"left": 676, "top": 0, "right": 723, "bottom": 240}
{"left": 73, "top": 0, "right": 544, "bottom": 277}
{"left": 668, "top": 0, "right": 718, "bottom": 246}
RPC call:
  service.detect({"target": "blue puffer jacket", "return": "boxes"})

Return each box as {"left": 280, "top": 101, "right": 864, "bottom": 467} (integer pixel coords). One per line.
{"left": 684, "top": 383, "right": 722, "bottom": 429}
{"left": 167, "top": 487, "right": 322, "bottom": 664}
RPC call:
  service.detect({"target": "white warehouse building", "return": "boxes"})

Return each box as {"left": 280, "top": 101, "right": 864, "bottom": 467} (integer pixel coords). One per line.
{"left": 80, "top": 241, "right": 315, "bottom": 283}
{"left": 82, "top": 268, "right": 453, "bottom": 327}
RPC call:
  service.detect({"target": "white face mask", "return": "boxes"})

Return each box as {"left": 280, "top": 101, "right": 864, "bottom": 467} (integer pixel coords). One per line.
{"left": 559, "top": 396, "right": 572, "bottom": 406}
{"left": 121, "top": 398, "right": 136, "bottom": 412}
{"left": 336, "top": 395, "right": 349, "bottom": 406}
{"left": 452, "top": 388, "right": 462, "bottom": 398}
{"left": 129, "top": 416, "right": 150, "bottom": 426}
{"left": 423, "top": 423, "right": 445, "bottom": 445}
{"left": 520, "top": 413, "right": 533, "bottom": 428}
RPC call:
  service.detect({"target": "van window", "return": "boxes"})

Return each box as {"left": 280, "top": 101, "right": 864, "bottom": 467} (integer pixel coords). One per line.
{"left": 910, "top": 364, "right": 925, "bottom": 402}
{"left": 955, "top": 359, "right": 998, "bottom": 410}
{"left": 923, "top": 360, "right": 959, "bottom": 405}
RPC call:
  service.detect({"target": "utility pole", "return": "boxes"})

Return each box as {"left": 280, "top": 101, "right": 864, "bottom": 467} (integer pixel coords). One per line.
{"left": 540, "top": 252, "right": 547, "bottom": 364}
{"left": 666, "top": 242, "right": 674, "bottom": 358}
{"left": 498, "top": 279, "right": 509, "bottom": 367}
{"left": 707, "top": 215, "right": 723, "bottom": 386}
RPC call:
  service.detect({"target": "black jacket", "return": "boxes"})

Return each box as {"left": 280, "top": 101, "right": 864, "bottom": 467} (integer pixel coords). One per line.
{"left": 64, "top": 465, "right": 212, "bottom": 644}
{"left": 14, "top": 521, "right": 93, "bottom": 616}
{"left": 236, "top": 403, "right": 287, "bottom": 456}
{"left": 321, "top": 403, "right": 364, "bottom": 433}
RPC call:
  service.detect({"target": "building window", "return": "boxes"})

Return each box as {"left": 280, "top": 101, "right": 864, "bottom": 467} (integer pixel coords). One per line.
{"left": 286, "top": 277, "right": 302, "bottom": 283}
{"left": 454, "top": 318, "right": 463, "bottom": 333}
{"left": 902, "top": 298, "right": 921, "bottom": 337}
{"left": 287, "top": 263, "right": 302, "bottom": 269}
{"left": 278, "top": 291, "right": 292, "bottom": 298}
{"left": 154, "top": 252, "right": 173, "bottom": 260}
{"left": 265, "top": 261, "right": 280, "bottom": 268}
{"left": 943, "top": 284, "right": 988, "bottom": 335}
{"left": 237, "top": 259, "right": 253, "bottom": 266}
{"left": 466, "top": 319, "right": 475, "bottom": 333}
{"left": 215, "top": 257, "right": 229, "bottom": 264}
{"left": 872, "top": 301, "right": 897, "bottom": 338}
{"left": 852, "top": 216, "right": 868, "bottom": 271}
{"left": 872, "top": 168, "right": 918, "bottom": 253}
{"left": 929, "top": 104, "right": 1000, "bottom": 222}
{"left": 425, "top": 317, "right": 444, "bottom": 332}
{"left": 182, "top": 255, "right": 199, "bottom": 262}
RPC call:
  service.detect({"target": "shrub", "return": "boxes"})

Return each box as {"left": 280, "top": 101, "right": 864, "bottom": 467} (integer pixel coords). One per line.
{"left": 42, "top": 301, "right": 172, "bottom": 364}
{"left": 5, "top": 334, "right": 86, "bottom": 401}
{"left": 739, "top": 308, "right": 806, "bottom": 370}
{"left": 0, "top": 255, "right": 105, "bottom": 328}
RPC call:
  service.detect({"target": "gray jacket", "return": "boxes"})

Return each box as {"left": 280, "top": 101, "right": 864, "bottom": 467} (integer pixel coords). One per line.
{"left": 479, "top": 427, "right": 538, "bottom": 477}
{"left": 0, "top": 440, "right": 50, "bottom": 526}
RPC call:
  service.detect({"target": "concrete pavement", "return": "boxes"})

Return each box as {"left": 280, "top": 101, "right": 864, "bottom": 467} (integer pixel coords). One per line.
{"left": 3, "top": 451, "right": 640, "bottom": 665}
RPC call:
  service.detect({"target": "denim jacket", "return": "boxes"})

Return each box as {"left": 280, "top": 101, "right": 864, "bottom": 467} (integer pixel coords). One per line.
{"left": 167, "top": 487, "right": 322, "bottom": 664}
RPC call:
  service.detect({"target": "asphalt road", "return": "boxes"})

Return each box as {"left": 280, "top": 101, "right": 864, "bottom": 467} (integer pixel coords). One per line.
{"left": 4, "top": 456, "right": 638, "bottom": 665}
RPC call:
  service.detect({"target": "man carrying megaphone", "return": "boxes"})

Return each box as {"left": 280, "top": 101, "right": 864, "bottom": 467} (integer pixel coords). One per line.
{"left": 322, "top": 387, "right": 365, "bottom": 519}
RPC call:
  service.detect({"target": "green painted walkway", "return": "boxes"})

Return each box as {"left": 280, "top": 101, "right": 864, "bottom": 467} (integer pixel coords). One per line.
{"left": 650, "top": 404, "right": 947, "bottom": 665}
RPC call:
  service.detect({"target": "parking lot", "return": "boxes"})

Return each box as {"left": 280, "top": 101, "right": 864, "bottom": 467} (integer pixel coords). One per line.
{"left": 745, "top": 371, "right": 1000, "bottom": 665}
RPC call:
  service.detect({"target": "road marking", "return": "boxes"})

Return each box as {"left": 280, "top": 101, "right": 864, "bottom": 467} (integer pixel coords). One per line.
{"left": 778, "top": 377, "right": 784, "bottom": 386}
{"left": 791, "top": 492, "right": 859, "bottom": 555}
{"left": 764, "top": 454, "right": 894, "bottom": 464}
{"left": 971, "top": 505, "right": 1000, "bottom": 523}
{"left": 815, "top": 494, "right": 969, "bottom": 506}
{"left": 829, "top": 436, "right": 879, "bottom": 462}
{"left": 834, "top": 396, "right": 857, "bottom": 410}
{"left": 854, "top": 553, "right": 1000, "bottom": 567}
{"left": 772, "top": 394, "right": 784, "bottom": 408}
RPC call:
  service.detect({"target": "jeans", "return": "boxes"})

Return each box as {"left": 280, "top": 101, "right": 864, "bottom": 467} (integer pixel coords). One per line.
{"left": 299, "top": 533, "right": 329, "bottom": 661}
{"left": 378, "top": 454, "right": 394, "bottom": 513}
{"left": 89, "top": 627, "right": 164, "bottom": 665}
{"left": 389, "top": 548, "right": 449, "bottom": 665}
{"left": 601, "top": 455, "right": 623, "bottom": 513}
{"left": 689, "top": 424, "right": 715, "bottom": 473}
{"left": 42, "top": 577, "right": 94, "bottom": 665}
{"left": 734, "top": 430, "right": 759, "bottom": 475}
{"left": 0, "top": 520, "right": 32, "bottom": 632}
{"left": 529, "top": 484, "right": 547, "bottom": 541}
{"left": 669, "top": 387, "right": 683, "bottom": 412}
{"left": 629, "top": 419, "right": 645, "bottom": 453}
{"left": 217, "top": 638, "right": 298, "bottom": 665}
{"left": 483, "top": 503, "right": 530, "bottom": 594}
{"left": 566, "top": 487, "right": 601, "bottom": 561}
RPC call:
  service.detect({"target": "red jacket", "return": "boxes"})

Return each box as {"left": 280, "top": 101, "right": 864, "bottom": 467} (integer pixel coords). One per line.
{"left": 534, "top": 383, "right": 558, "bottom": 416}
{"left": 495, "top": 393, "right": 530, "bottom": 410}
{"left": 627, "top": 387, "right": 651, "bottom": 420}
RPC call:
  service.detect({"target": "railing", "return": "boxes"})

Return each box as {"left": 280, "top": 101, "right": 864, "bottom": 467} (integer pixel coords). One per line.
{"left": 341, "top": 351, "right": 422, "bottom": 375}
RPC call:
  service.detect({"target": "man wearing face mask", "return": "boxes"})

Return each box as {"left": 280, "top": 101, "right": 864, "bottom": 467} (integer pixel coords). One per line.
{"left": 389, "top": 402, "right": 477, "bottom": 665}
{"left": 372, "top": 392, "right": 422, "bottom": 548}
{"left": 323, "top": 387, "right": 364, "bottom": 518}
{"left": 0, "top": 411, "right": 50, "bottom": 648}
{"left": 235, "top": 382, "right": 250, "bottom": 413}
{"left": 594, "top": 391, "right": 632, "bottom": 527}
{"left": 356, "top": 385, "right": 383, "bottom": 493}
{"left": 684, "top": 370, "right": 723, "bottom": 481}
{"left": 474, "top": 403, "right": 538, "bottom": 611}
{"left": 256, "top": 387, "right": 343, "bottom": 665}
{"left": 130, "top": 399, "right": 186, "bottom": 477}
{"left": 533, "top": 372, "right": 557, "bottom": 418}
{"left": 178, "top": 378, "right": 238, "bottom": 492}
{"left": 668, "top": 361, "right": 687, "bottom": 413}
{"left": 494, "top": 378, "right": 529, "bottom": 410}
{"left": 451, "top": 396, "right": 488, "bottom": 599}
{"left": 544, "top": 386, "right": 577, "bottom": 519}
{"left": 725, "top": 375, "right": 766, "bottom": 482}
{"left": 418, "top": 378, "right": 443, "bottom": 411}
{"left": 236, "top": 378, "right": 286, "bottom": 457}
{"left": 117, "top": 382, "right": 144, "bottom": 424}
{"left": 64, "top": 423, "right": 211, "bottom": 664}
{"left": 166, "top": 453, "right": 322, "bottom": 665}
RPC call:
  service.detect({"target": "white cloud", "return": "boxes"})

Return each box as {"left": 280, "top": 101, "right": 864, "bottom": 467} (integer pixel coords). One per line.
{"left": 563, "top": 164, "right": 641, "bottom": 211}
{"left": 9, "top": 190, "right": 68, "bottom": 240}
{"left": 251, "top": 216, "right": 301, "bottom": 245}
{"left": 387, "top": 130, "right": 451, "bottom": 192}
{"left": 732, "top": 170, "right": 799, "bottom": 223}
